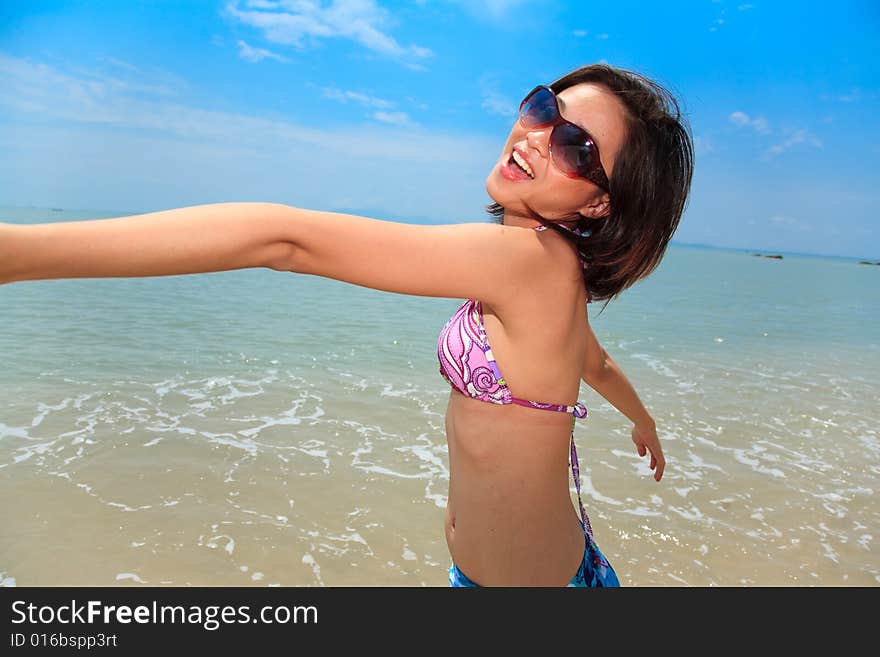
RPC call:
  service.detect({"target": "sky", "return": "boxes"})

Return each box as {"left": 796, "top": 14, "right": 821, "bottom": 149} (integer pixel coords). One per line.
{"left": 0, "top": 0, "right": 878, "bottom": 259}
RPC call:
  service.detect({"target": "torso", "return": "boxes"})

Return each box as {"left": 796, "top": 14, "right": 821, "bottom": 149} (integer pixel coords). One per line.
{"left": 443, "top": 233, "right": 592, "bottom": 586}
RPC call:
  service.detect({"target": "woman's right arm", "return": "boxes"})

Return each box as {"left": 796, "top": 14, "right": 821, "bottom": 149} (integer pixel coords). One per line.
{"left": 0, "top": 202, "right": 293, "bottom": 285}
{"left": 0, "top": 203, "right": 551, "bottom": 311}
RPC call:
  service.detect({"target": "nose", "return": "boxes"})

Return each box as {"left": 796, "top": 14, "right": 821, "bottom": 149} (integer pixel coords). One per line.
{"left": 525, "top": 129, "right": 550, "bottom": 158}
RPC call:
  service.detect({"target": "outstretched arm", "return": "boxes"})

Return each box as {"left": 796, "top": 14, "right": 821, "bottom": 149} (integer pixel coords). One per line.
{"left": 0, "top": 202, "right": 293, "bottom": 284}
{"left": 1, "top": 202, "right": 552, "bottom": 310}
{"left": 581, "top": 321, "right": 665, "bottom": 481}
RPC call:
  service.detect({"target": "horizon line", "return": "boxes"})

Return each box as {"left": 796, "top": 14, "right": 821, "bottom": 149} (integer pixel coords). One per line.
{"left": 2, "top": 203, "right": 877, "bottom": 263}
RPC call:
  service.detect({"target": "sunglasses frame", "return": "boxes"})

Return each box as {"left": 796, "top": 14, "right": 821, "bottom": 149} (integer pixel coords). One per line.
{"left": 518, "top": 85, "right": 611, "bottom": 194}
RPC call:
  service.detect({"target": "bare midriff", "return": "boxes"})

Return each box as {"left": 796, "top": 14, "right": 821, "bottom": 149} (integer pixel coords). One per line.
{"left": 443, "top": 388, "right": 588, "bottom": 587}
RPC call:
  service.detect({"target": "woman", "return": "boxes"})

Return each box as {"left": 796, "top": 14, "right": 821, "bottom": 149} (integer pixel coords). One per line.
{"left": 0, "top": 63, "right": 693, "bottom": 587}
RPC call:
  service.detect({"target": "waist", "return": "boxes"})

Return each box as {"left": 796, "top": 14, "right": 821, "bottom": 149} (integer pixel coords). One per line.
{"left": 446, "top": 502, "right": 586, "bottom": 586}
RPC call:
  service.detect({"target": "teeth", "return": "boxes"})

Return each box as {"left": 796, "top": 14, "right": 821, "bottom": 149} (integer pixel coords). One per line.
{"left": 512, "top": 150, "right": 534, "bottom": 178}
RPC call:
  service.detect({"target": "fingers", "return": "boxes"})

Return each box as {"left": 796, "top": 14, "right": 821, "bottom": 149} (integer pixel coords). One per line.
{"left": 634, "top": 435, "right": 665, "bottom": 481}
{"left": 653, "top": 451, "right": 666, "bottom": 482}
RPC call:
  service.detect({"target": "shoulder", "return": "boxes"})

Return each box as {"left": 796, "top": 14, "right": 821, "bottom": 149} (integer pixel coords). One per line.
{"left": 278, "top": 207, "right": 562, "bottom": 306}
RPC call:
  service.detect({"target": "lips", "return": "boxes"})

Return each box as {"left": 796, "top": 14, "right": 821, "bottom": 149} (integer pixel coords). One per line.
{"left": 512, "top": 146, "right": 534, "bottom": 176}
{"left": 500, "top": 155, "right": 530, "bottom": 182}
{"left": 499, "top": 145, "right": 535, "bottom": 182}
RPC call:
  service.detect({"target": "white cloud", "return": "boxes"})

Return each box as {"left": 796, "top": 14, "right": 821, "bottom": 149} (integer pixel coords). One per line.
{"left": 0, "top": 53, "right": 496, "bottom": 220}
{"left": 224, "top": 0, "right": 432, "bottom": 66}
{"left": 453, "top": 0, "right": 529, "bottom": 19}
{"left": 764, "top": 128, "right": 823, "bottom": 157}
{"left": 481, "top": 89, "right": 516, "bottom": 118}
{"left": 820, "top": 89, "right": 862, "bottom": 103}
{"left": 477, "top": 74, "right": 517, "bottom": 118}
{"left": 372, "top": 110, "right": 412, "bottom": 126}
{"left": 97, "top": 56, "right": 142, "bottom": 73}
{"left": 572, "top": 29, "right": 588, "bottom": 37}
{"left": 237, "top": 39, "right": 291, "bottom": 62}
{"left": 483, "top": 0, "right": 528, "bottom": 13}
{"left": 737, "top": 4, "right": 754, "bottom": 10}
{"left": 0, "top": 54, "right": 457, "bottom": 158}
{"left": 320, "top": 86, "right": 393, "bottom": 109}
{"left": 318, "top": 85, "right": 418, "bottom": 124}
{"left": 729, "top": 111, "right": 771, "bottom": 134}
{"left": 768, "top": 215, "right": 813, "bottom": 231}
{"left": 693, "top": 135, "right": 715, "bottom": 156}
{"left": 729, "top": 111, "right": 822, "bottom": 158}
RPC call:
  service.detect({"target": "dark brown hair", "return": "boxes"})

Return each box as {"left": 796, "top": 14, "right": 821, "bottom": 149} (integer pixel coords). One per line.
{"left": 487, "top": 63, "right": 694, "bottom": 314}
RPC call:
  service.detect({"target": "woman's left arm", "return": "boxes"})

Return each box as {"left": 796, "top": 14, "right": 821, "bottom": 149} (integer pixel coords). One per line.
{"left": 0, "top": 202, "right": 293, "bottom": 284}
{"left": 583, "top": 349, "right": 664, "bottom": 481}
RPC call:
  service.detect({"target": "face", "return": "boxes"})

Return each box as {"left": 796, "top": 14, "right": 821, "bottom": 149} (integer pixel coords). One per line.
{"left": 486, "top": 82, "right": 628, "bottom": 224}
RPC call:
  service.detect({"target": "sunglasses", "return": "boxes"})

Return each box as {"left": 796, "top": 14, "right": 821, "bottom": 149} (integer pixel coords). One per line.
{"left": 519, "top": 85, "right": 611, "bottom": 194}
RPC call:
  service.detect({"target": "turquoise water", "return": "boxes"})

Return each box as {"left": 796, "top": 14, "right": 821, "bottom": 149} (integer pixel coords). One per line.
{"left": 1, "top": 206, "right": 878, "bottom": 586}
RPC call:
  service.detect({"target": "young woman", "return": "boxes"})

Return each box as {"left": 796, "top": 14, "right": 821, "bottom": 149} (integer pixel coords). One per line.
{"left": 1, "top": 63, "right": 694, "bottom": 587}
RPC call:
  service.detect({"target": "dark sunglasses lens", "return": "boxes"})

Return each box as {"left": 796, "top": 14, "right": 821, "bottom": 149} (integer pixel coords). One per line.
{"left": 520, "top": 88, "right": 557, "bottom": 127}
{"left": 551, "top": 122, "right": 599, "bottom": 175}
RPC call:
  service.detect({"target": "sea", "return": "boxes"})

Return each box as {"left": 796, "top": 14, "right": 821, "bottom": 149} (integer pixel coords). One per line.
{"left": 1, "top": 206, "right": 877, "bottom": 586}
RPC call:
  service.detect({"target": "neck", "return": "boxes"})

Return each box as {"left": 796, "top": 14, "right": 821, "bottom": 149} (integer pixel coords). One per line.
{"left": 502, "top": 209, "right": 581, "bottom": 232}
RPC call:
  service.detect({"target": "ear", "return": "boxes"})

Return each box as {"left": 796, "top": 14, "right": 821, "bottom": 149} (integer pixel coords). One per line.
{"left": 577, "top": 192, "right": 611, "bottom": 219}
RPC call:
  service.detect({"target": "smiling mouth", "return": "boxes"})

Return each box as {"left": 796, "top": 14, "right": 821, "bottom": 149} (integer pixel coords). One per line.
{"left": 503, "top": 149, "right": 533, "bottom": 181}
{"left": 511, "top": 149, "right": 534, "bottom": 178}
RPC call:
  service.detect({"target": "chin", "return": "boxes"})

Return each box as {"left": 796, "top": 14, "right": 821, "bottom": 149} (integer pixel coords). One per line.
{"left": 485, "top": 168, "right": 509, "bottom": 207}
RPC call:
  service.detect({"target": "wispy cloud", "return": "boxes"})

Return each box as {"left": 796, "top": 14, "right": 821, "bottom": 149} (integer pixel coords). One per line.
{"left": 729, "top": 110, "right": 822, "bottom": 158}
{"left": 820, "top": 89, "right": 863, "bottom": 103}
{"left": 0, "top": 54, "right": 185, "bottom": 118}
{"left": 693, "top": 135, "right": 715, "bottom": 156}
{"left": 768, "top": 214, "right": 814, "bottom": 232}
{"left": 223, "top": 0, "right": 432, "bottom": 67}
{"left": 481, "top": 90, "right": 516, "bottom": 118}
{"left": 453, "top": 0, "right": 530, "bottom": 20}
{"left": 372, "top": 110, "right": 412, "bottom": 126}
{"left": 729, "top": 110, "right": 771, "bottom": 134}
{"left": 237, "top": 39, "right": 291, "bottom": 62}
{"left": 320, "top": 86, "right": 393, "bottom": 109}
{"left": 764, "top": 128, "right": 823, "bottom": 157}
{"left": 318, "top": 85, "right": 416, "bottom": 125}
{"left": 709, "top": 2, "right": 727, "bottom": 32}
{"left": 97, "top": 56, "right": 142, "bottom": 73}
{"left": 0, "top": 53, "right": 496, "bottom": 219}
{"left": 0, "top": 54, "right": 460, "bottom": 158}
{"left": 477, "top": 74, "right": 517, "bottom": 118}
{"left": 572, "top": 29, "right": 588, "bottom": 37}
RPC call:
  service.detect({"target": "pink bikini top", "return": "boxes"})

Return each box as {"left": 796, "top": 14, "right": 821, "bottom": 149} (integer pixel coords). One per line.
{"left": 436, "top": 223, "right": 598, "bottom": 543}
{"left": 436, "top": 296, "right": 589, "bottom": 419}
{"left": 437, "top": 224, "right": 591, "bottom": 417}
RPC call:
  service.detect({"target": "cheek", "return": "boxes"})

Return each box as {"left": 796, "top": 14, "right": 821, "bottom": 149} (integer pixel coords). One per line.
{"left": 539, "top": 168, "right": 579, "bottom": 197}
{"left": 531, "top": 174, "right": 593, "bottom": 215}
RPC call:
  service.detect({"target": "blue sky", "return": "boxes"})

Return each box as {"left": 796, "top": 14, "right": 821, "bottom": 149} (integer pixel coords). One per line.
{"left": 0, "top": 0, "right": 877, "bottom": 258}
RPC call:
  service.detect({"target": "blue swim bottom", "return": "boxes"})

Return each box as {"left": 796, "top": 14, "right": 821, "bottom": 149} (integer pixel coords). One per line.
{"left": 448, "top": 522, "right": 620, "bottom": 587}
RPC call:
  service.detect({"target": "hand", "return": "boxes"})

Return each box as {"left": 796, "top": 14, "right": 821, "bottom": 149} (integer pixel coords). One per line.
{"left": 631, "top": 421, "right": 665, "bottom": 482}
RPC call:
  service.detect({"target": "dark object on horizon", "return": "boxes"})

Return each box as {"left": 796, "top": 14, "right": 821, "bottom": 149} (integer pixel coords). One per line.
{"left": 753, "top": 253, "right": 784, "bottom": 259}
{"left": 857, "top": 260, "right": 880, "bottom": 265}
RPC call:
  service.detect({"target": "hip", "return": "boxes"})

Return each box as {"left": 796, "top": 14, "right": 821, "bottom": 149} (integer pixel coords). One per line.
{"left": 445, "top": 505, "right": 593, "bottom": 586}
{"left": 448, "top": 518, "right": 620, "bottom": 588}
